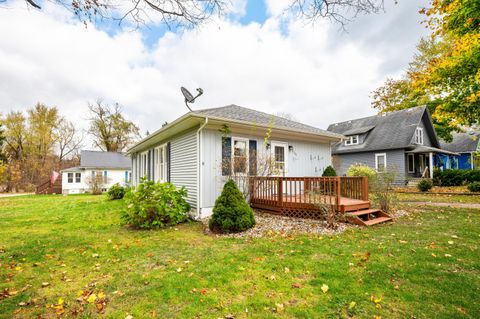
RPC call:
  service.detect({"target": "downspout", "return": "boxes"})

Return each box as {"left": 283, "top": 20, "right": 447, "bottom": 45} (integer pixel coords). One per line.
{"left": 196, "top": 117, "right": 208, "bottom": 219}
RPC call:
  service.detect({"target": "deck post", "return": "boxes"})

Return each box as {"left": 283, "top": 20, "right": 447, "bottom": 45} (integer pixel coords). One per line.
{"left": 362, "top": 176, "right": 369, "bottom": 201}
{"left": 335, "top": 176, "right": 341, "bottom": 208}
{"left": 277, "top": 178, "right": 283, "bottom": 207}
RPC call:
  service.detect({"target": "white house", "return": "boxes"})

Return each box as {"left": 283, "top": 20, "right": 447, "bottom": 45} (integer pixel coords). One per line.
{"left": 61, "top": 150, "right": 132, "bottom": 194}
{"left": 127, "top": 105, "right": 343, "bottom": 218}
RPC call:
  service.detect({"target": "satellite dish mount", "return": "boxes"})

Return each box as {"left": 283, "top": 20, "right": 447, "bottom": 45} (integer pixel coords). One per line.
{"left": 181, "top": 86, "right": 204, "bottom": 112}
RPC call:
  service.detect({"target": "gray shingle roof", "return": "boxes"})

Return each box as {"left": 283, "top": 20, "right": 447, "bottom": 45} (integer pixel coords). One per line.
{"left": 80, "top": 150, "right": 131, "bottom": 169}
{"left": 327, "top": 106, "right": 437, "bottom": 154}
{"left": 440, "top": 131, "right": 480, "bottom": 153}
{"left": 193, "top": 104, "right": 341, "bottom": 138}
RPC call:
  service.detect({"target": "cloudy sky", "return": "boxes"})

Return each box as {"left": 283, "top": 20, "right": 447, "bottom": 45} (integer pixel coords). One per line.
{"left": 0, "top": 0, "right": 428, "bottom": 146}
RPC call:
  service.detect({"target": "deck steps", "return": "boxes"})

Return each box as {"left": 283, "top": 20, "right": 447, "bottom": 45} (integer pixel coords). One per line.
{"left": 345, "top": 207, "right": 392, "bottom": 227}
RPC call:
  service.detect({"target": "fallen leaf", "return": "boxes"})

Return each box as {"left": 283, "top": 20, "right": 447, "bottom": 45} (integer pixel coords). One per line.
{"left": 176, "top": 268, "right": 182, "bottom": 273}
{"left": 41, "top": 282, "right": 50, "bottom": 288}
{"left": 92, "top": 253, "right": 99, "bottom": 258}
{"left": 269, "top": 275, "right": 276, "bottom": 281}
{"left": 448, "top": 240, "right": 454, "bottom": 245}
{"left": 348, "top": 301, "right": 356, "bottom": 310}
{"left": 87, "top": 294, "right": 97, "bottom": 303}
{"left": 291, "top": 283, "right": 301, "bottom": 289}
{"left": 284, "top": 267, "right": 290, "bottom": 273}
{"left": 321, "top": 284, "right": 329, "bottom": 293}
{"left": 445, "top": 254, "right": 452, "bottom": 257}
{"left": 371, "top": 295, "right": 382, "bottom": 308}
{"left": 275, "top": 303, "right": 284, "bottom": 313}
{"left": 125, "top": 315, "right": 134, "bottom": 319}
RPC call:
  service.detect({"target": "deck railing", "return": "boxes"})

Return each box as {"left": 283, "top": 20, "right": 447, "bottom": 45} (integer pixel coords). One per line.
{"left": 249, "top": 176, "right": 368, "bottom": 211}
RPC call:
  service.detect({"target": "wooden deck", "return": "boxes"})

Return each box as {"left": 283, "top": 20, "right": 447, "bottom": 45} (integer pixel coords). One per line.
{"left": 249, "top": 176, "right": 392, "bottom": 226}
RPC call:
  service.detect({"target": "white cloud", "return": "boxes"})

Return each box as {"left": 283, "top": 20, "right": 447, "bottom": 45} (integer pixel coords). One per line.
{"left": 0, "top": 1, "right": 428, "bottom": 148}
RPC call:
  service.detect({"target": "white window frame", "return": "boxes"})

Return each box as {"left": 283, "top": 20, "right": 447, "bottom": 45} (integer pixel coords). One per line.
{"left": 415, "top": 127, "right": 424, "bottom": 145}
{"left": 375, "top": 153, "right": 387, "bottom": 172}
{"left": 231, "top": 137, "right": 249, "bottom": 175}
{"left": 67, "top": 172, "right": 73, "bottom": 183}
{"left": 407, "top": 154, "right": 415, "bottom": 173}
{"left": 154, "top": 144, "right": 168, "bottom": 182}
{"left": 140, "top": 151, "right": 148, "bottom": 179}
{"left": 345, "top": 135, "right": 359, "bottom": 146}
{"left": 271, "top": 141, "right": 288, "bottom": 176}
{"left": 75, "top": 172, "right": 81, "bottom": 183}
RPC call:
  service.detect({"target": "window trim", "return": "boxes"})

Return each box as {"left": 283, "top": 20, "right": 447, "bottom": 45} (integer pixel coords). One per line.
{"left": 344, "top": 135, "right": 359, "bottom": 146}
{"left": 375, "top": 153, "right": 387, "bottom": 172}
{"left": 75, "top": 172, "right": 81, "bottom": 183}
{"left": 67, "top": 172, "right": 73, "bottom": 183}
{"left": 154, "top": 144, "right": 168, "bottom": 182}
{"left": 271, "top": 141, "right": 288, "bottom": 176}
{"left": 231, "top": 137, "right": 249, "bottom": 176}
{"left": 407, "top": 154, "right": 415, "bottom": 173}
{"left": 415, "top": 127, "right": 424, "bottom": 145}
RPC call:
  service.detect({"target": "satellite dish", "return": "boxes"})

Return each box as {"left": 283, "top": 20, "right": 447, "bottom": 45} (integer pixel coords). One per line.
{"left": 180, "top": 86, "right": 204, "bottom": 112}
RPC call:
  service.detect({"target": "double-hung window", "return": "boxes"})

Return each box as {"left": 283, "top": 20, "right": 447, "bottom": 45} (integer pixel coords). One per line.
{"left": 67, "top": 173, "right": 73, "bottom": 183}
{"left": 155, "top": 144, "right": 168, "bottom": 182}
{"left": 375, "top": 153, "right": 387, "bottom": 172}
{"left": 232, "top": 138, "right": 248, "bottom": 174}
{"left": 75, "top": 172, "right": 81, "bottom": 183}
{"left": 414, "top": 127, "right": 424, "bottom": 145}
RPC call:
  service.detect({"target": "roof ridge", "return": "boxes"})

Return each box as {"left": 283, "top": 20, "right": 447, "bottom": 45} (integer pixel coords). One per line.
{"left": 329, "top": 105, "right": 426, "bottom": 126}
{"left": 195, "top": 104, "right": 328, "bottom": 132}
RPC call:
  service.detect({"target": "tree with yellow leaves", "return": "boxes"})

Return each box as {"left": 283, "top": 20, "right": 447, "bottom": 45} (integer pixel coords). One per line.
{"left": 372, "top": 0, "right": 479, "bottom": 141}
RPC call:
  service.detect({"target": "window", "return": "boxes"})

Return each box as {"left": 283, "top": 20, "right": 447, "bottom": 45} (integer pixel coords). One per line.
{"left": 103, "top": 171, "right": 108, "bottom": 183}
{"left": 375, "top": 153, "right": 387, "bottom": 172}
{"left": 232, "top": 138, "right": 248, "bottom": 174}
{"left": 414, "top": 127, "right": 424, "bottom": 145}
{"left": 345, "top": 135, "right": 359, "bottom": 146}
{"left": 407, "top": 154, "right": 414, "bottom": 173}
{"left": 75, "top": 173, "right": 81, "bottom": 183}
{"left": 271, "top": 142, "right": 288, "bottom": 175}
{"left": 67, "top": 173, "right": 73, "bottom": 183}
{"left": 155, "top": 144, "right": 168, "bottom": 182}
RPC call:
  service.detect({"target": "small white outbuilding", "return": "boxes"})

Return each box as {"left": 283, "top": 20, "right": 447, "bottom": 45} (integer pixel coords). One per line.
{"left": 61, "top": 150, "right": 131, "bottom": 194}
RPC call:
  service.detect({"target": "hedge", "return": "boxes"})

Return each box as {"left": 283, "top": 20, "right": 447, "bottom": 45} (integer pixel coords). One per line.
{"left": 433, "top": 169, "right": 480, "bottom": 186}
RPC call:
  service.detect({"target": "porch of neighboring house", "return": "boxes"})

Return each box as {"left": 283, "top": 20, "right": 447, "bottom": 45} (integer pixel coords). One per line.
{"left": 405, "top": 147, "right": 460, "bottom": 183}
{"left": 249, "top": 176, "right": 392, "bottom": 226}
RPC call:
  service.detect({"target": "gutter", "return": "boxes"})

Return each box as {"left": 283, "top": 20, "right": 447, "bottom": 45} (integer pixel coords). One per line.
{"left": 196, "top": 117, "right": 208, "bottom": 219}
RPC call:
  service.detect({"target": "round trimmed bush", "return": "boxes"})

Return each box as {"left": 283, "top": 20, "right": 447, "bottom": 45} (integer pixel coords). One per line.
{"left": 467, "top": 181, "right": 480, "bottom": 193}
{"left": 209, "top": 179, "right": 255, "bottom": 233}
{"left": 417, "top": 179, "right": 433, "bottom": 192}
{"left": 107, "top": 183, "right": 126, "bottom": 200}
{"left": 322, "top": 165, "right": 337, "bottom": 176}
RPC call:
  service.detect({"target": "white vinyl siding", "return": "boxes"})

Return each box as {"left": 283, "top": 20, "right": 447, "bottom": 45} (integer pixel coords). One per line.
{"left": 170, "top": 129, "right": 198, "bottom": 209}
{"left": 200, "top": 129, "right": 332, "bottom": 210}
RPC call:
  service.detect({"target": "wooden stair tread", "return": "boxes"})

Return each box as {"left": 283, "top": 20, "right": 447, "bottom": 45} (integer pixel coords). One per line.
{"left": 347, "top": 209, "right": 382, "bottom": 216}
{"left": 363, "top": 216, "right": 392, "bottom": 226}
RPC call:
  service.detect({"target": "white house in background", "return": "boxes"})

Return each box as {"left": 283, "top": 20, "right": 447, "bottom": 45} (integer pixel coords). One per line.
{"left": 127, "top": 104, "right": 343, "bottom": 218}
{"left": 61, "top": 150, "right": 131, "bottom": 194}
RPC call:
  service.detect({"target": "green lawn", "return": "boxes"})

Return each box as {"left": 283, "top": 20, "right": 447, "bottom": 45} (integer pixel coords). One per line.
{"left": 0, "top": 195, "right": 479, "bottom": 318}
{"left": 397, "top": 192, "right": 480, "bottom": 204}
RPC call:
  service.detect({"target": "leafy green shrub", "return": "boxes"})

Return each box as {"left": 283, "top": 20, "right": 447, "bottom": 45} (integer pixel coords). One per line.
{"left": 122, "top": 178, "right": 190, "bottom": 229}
{"left": 322, "top": 165, "right": 337, "bottom": 176}
{"left": 433, "top": 169, "right": 480, "bottom": 186}
{"left": 209, "top": 180, "right": 255, "bottom": 233}
{"left": 107, "top": 183, "right": 126, "bottom": 200}
{"left": 432, "top": 168, "right": 442, "bottom": 186}
{"left": 346, "top": 164, "right": 377, "bottom": 189}
{"left": 467, "top": 181, "right": 480, "bottom": 192}
{"left": 417, "top": 179, "right": 433, "bottom": 192}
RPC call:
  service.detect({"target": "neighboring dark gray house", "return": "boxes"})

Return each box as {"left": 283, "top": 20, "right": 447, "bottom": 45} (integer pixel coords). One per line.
{"left": 327, "top": 106, "right": 458, "bottom": 183}
{"left": 440, "top": 131, "right": 480, "bottom": 170}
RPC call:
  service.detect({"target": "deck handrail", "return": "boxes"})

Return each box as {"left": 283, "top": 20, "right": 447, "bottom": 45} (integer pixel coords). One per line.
{"left": 249, "top": 176, "right": 368, "bottom": 210}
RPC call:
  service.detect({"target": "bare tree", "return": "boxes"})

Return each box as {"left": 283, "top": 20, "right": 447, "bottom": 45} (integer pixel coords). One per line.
{"left": 288, "top": 0, "right": 385, "bottom": 26}
{"left": 56, "top": 120, "right": 84, "bottom": 163}
{"left": 12, "top": 0, "right": 384, "bottom": 28}
{"left": 88, "top": 100, "right": 140, "bottom": 152}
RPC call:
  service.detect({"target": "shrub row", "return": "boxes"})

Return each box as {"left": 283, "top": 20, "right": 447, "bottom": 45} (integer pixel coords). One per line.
{"left": 433, "top": 169, "right": 480, "bottom": 186}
